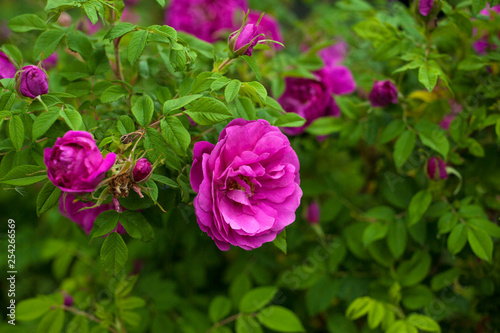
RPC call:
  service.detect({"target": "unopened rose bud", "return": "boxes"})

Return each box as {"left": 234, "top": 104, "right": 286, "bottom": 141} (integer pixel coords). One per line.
{"left": 0, "top": 51, "right": 16, "bottom": 79}
{"left": 63, "top": 294, "right": 74, "bottom": 307}
{"left": 57, "top": 12, "right": 72, "bottom": 27}
{"left": 16, "top": 65, "right": 49, "bottom": 98}
{"left": 306, "top": 201, "right": 320, "bottom": 224}
{"left": 427, "top": 157, "right": 447, "bottom": 180}
{"left": 132, "top": 158, "right": 152, "bottom": 183}
{"left": 229, "top": 23, "right": 261, "bottom": 57}
{"left": 368, "top": 80, "right": 398, "bottom": 108}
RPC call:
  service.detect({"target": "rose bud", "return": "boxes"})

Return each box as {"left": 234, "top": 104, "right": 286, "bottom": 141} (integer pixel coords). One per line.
{"left": 306, "top": 201, "right": 320, "bottom": 225}
{"left": 132, "top": 158, "right": 152, "bottom": 183}
{"left": 228, "top": 23, "right": 262, "bottom": 57}
{"left": 59, "top": 194, "right": 125, "bottom": 235}
{"left": 368, "top": 80, "right": 398, "bottom": 108}
{"left": 44, "top": 131, "right": 116, "bottom": 193}
{"left": 16, "top": 65, "right": 49, "bottom": 98}
{"left": 0, "top": 51, "right": 16, "bottom": 79}
{"left": 427, "top": 157, "right": 447, "bottom": 180}
{"left": 63, "top": 292, "right": 74, "bottom": 307}
{"left": 42, "top": 53, "right": 59, "bottom": 70}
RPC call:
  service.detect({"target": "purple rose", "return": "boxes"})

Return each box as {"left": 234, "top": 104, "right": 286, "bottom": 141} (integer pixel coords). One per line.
{"left": 190, "top": 119, "right": 302, "bottom": 251}
{"left": 369, "top": 80, "right": 398, "bottom": 108}
{"left": 132, "top": 158, "right": 152, "bottom": 183}
{"left": 306, "top": 201, "right": 320, "bottom": 225}
{"left": 59, "top": 194, "right": 125, "bottom": 235}
{"left": 318, "top": 41, "right": 348, "bottom": 67}
{"left": 278, "top": 77, "right": 340, "bottom": 135}
{"left": 248, "top": 11, "right": 283, "bottom": 47}
{"left": 0, "top": 51, "right": 16, "bottom": 79}
{"left": 229, "top": 23, "right": 260, "bottom": 56}
{"left": 419, "top": 0, "right": 434, "bottom": 16}
{"left": 165, "top": 0, "right": 247, "bottom": 42}
{"left": 427, "top": 157, "right": 447, "bottom": 180}
{"left": 315, "top": 65, "right": 356, "bottom": 96}
{"left": 42, "top": 53, "right": 58, "bottom": 70}
{"left": 16, "top": 65, "right": 49, "bottom": 98}
{"left": 44, "top": 131, "right": 117, "bottom": 193}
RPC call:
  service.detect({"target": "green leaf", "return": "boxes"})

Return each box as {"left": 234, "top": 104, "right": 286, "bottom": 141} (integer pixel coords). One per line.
{"left": 245, "top": 81, "right": 267, "bottom": 101}
{"left": 151, "top": 174, "right": 179, "bottom": 188}
{"left": 185, "top": 96, "right": 233, "bottom": 125}
{"left": 154, "top": 25, "right": 177, "bottom": 42}
{"left": 33, "top": 29, "right": 66, "bottom": 60}
{"left": 380, "top": 119, "right": 406, "bottom": 144}
{"left": 1, "top": 45, "right": 22, "bottom": 66}
{"left": 241, "top": 55, "right": 262, "bottom": 81}
{"left": 117, "top": 115, "right": 135, "bottom": 135}
{"left": 90, "top": 210, "right": 120, "bottom": 239}
{"left": 67, "top": 315, "right": 89, "bottom": 333}
{"left": 466, "top": 138, "right": 485, "bottom": 157}
{"left": 119, "top": 211, "right": 154, "bottom": 242}
{"left": 60, "top": 106, "right": 83, "bottom": 131}
{"left": 1, "top": 165, "right": 47, "bottom": 186}
{"left": 418, "top": 61, "right": 439, "bottom": 92}
{"left": 211, "top": 77, "right": 231, "bottom": 91}
{"left": 408, "top": 190, "right": 432, "bottom": 226}
{"left": 8, "top": 14, "right": 47, "bottom": 32}
{"left": 257, "top": 306, "right": 305, "bottom": 332}
{"left": 105, "top": 22, "right": 137, "bottom": 40}
{"left": 472, "top": 0, "right": 488, "bottom": 16}
{"left": 415, "top": 121, "right": 449, "bottom": 158}
{"left": 402, "top": 285, "right": 434, "bottom": 310}
{"left": 447, "top": 223, "right": 467, "bottom": 255}
{"left": 396, "top": 250, "right": 431, "bottom": 287}
{"left": 9, "top": 115, "right": 24, "bottom": 151}
{"left": 407, "top": 314, "right": 440, "bottom": 332}
{"left": 32, "top": 107, "right": 60, "bottom": 140}
{"left": 209, "top": 296, "right": 232, "bottom": 323}
{"left": 430, "top": 268, "right": 460, "bottom": 291}
{"left": 387, "top": 219, "right": 407, "bottom": 259}
{"left": 37, "top": 309, "right": 64, "bottom": 333}
{"left": 437, "top": 212, "right": 458, "bottom": 234}
{"left": 467, "top": 218, "right": 500, "bottom": 238}
{"left": 36, "top": 181, "right": 62, "bottom": 217}
{"left": 305, "top": 276, "right": 340, "bottom": 316}
{"left": 393, "top": 131, "right": 416, "bottom": 168}
{"left": 367, "top": 302, "right": 385, "bottom": 330}
{"left": 118, "top": 296, "right": 146, "bottom": 310}
{"left": 346, "top": 296, "right": 373, "bottom": 320}
{"left": 102, "top": 85, "right": 129, "bottom": 103}
{"left": 225, "top": 80, "right": 242, "bottom": 103}
{"left": 273, "top": 113, "right": 306, "bottom": 127}
{"left": 273, "top": 229, "right": 287, "bottom": 254}
{"left": 240, "top": 287, "right": 278, "bottom": 313}
{"left": 305, "top": 116, "right": 343, "bottom": 136}
{"left": 67, "top": 31, "right": 93, "bottom": 60}
{"left": 161, "top": 117, "right": 191, "bottom": 156}
{"left": 236, "top": 315, "right": 263, "bottom": 333}
{"left": 163, "top": 94, "right": 203, "bottom": 115}
{"left": 100, "top": 232, "right": 128, "bottom": 276}
{"left": 467, "top": 227, "right": 493, "bottom": 262}
{"left": 128, "top": 30, "right": 148, "bottom": 65}
{"left": 132, "top": 95, "right": 154, "bottom": 126}
{"left": 362, "top": 223, "right": 388, "bottom": 246}
{"left": 17, "top": 294, "right": 63, "bottom": 321}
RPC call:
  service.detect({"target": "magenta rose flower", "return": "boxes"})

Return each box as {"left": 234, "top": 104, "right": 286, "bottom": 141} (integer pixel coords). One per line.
{"left": 318, "top": 41, "right": 348, "bottom": 67}
{"left": 427, "top": 157, "right": 447, "bottom": 180}
{"left": 59, "top": 194, "right": 125, "bottom": 235}
{"left": 278, "top": 77, "right": 340, "bottom": 135}
{"left": 369, "top": 80, "right": 398, "bottom": 108}
{"left": 16, "top": 65, "right": 49, "bottom": 98}
{"left": 0, "top": 51, "right": 16, "bottom": 79}
{"left": 132, "top": 158, "right": 152, "bottom": 183}
{"left": 165, "top": 0, "right": 247, "bottom": 42}
{"left": 44, "top": 131, "right": 116, "bottom": 193}
{"left": 229, "top": 23, "right": 261, "bottom": 56}
{"left": 190, "top": 119, "right": 302, "bottom": 251}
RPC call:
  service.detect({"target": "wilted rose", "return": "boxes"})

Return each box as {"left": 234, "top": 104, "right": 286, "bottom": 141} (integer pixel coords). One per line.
{"left": 190, "top": 119, "right": 302, "bottom": 250}
{"left": 44, "top": 131, "right": 116, "bottom": 193}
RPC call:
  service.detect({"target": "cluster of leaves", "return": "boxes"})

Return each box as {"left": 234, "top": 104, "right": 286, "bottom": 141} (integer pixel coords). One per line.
{"left": 1, "top": 0, "right": 500, "bottom": 332}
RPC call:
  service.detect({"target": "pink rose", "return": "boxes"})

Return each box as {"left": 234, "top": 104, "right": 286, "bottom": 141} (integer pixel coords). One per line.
{"left": 190, "top": 119, "right": 302, "bottom": 250}
{"left": 44, "top": 131, "right": 116, "bottom": 193}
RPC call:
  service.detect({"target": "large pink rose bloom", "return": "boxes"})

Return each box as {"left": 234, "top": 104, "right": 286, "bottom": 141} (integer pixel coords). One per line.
{"left": 44, "top": 131, "right": 116, "bottom": 193}
{"left": 165, "top": 0, "right": 247, "bottom": 42}
{"left": 190, "top": 119, "right": 302, "bottom": 251}
{"left": 59, "top": 194, "right": 125, "bottom": 234}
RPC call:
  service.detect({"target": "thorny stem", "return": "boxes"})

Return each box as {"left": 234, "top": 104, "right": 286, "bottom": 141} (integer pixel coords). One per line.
{"left": 56, "top": 305, "right": 119, "bottom": 333}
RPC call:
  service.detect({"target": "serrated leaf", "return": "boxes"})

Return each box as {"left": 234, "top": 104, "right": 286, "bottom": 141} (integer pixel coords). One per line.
{"left": 185, "top": 97, "right": 233, "bottom": 125}
{"left": 102, "top": 85, "right": 129, "bottom": 103}
{"left": 225, "top": 80, "right": 242, "bottom": 103}
{"left": 90, "top": 210, "right": 120, "bottom": 239}
{"left": 105, "top": 22, "right": 137, "bottom": 40}
{"left": 163, "top": 94, "right": 203, "bottom": 115}
{"left": 211, "top": 77, "right": 231, "bottom": 91}
{"left": 33, "top": 29, "right": 66, "bottom": 60}
{"left": 274, "top": 113, "right": 306, "bottom": 127}
{"left": 117, "top": 115, "right": 135, "bottom": 135}
{"left": 132, "top": 95, "right": 154, "bottom": 126}
{"left": 472, "top": 0, "right": 488, "bottom": 16}
{"left": 33, "top": 107, "right": 60, "bottom": 140}
{"left": 119, "top": 211, "right": 154, "bottom": 242}
{"left": 151, "top": 174, "right": 180, "bottom": 188}
{"left": 60, "top": 107, "right": 83, "bottom": 131}
{"left": 257, "top": 306, "right": 305, "bottom": 332}
{"left": 394, "top": 130, "right": 416, "bottom": 169}
{"left": 305, "top": 116, "right": 343, "bottom": 136}
{"left": 36, "top": 181, "right": 62, "bottom": 216}
{"left": 128, "top": 30, "right": 148, "bottom": 65}
{"left": 1, "top": 165, "right": 47, "bottom": 186}
{"left": 67, "top": 31, "right": 93, "bottom": 60}
{"left": 240, "top": 287, "right": 278, "bottom": 313}
{"left": 418, "top": 62, "right": 439, "bottom": 92}
{"left": 161, "top": 117, "right": 191, "bottom": 156}
{"left": 9, "top": 115, "right": 24, "bottom": 151}
{"left": 8, "top": 14, "right": 47, "bottom": 32}
{"left": 241, "top": 55, "right": 262, "bottom": 81}
{"left": 100, "top": 232, "right": 128, "bottom": 276}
